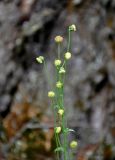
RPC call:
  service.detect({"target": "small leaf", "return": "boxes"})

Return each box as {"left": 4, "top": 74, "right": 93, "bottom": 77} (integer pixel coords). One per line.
{"left": 64, "top": 128, "right": 75, "bottom": 133}
{"left": 68, "top": 128, "right": 75, "bottom": 132}
{"left": 54, "top": 147, "right": 64, "bottom": 152}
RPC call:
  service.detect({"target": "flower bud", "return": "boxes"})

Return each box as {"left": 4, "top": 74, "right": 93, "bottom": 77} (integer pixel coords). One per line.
{"left": 70, "top": 141, "right": 78, "bottom": 148}
{"left": 48, "top": 91, "right": 55, "bottom": 98}
{"left": 59, "top": 67, "right": 66, "bottom": 74}
{"left": 58, "top": 109, "right": 64, "bottom": 116}
{"left": 54, "top": 36, "right": 63, "bottom": 43}
{"left": 36, "top": 56, "right": 44, "bottom": 63}
{"left": 55, "top": 127, "right": 61, "bottom": 134}
{"left": 65, "top": 52, "right": 71, "bottom": 60}
{"left": 69, "top": 24, "right": 76, "bottom": 31}
{"left": 54, "top": 59, "right": 61, "bottom": 66}
{"left": 56, "top": 81, "right": 63, "bottom": 88}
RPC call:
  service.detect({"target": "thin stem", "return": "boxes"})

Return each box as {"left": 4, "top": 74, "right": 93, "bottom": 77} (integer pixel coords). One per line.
{"left": 67, "top": 29, "right": 71, "bottom": 52}
{"left": 59, "top": 72, "right": 68, "bottom": 160}
{"left": 58, "top": 43, "right": 61, "bottom": 59}
{"left": 62, "top": 60, "right": 66, "bottom": 67}
{"left": 52, "top": 100, "right": 60, "bottom": 160}
{"left": 55, "top": 133, "right": 60, "bottom": 160}
{"left": 57, "top": 134, "right": 62, "bottom": 147}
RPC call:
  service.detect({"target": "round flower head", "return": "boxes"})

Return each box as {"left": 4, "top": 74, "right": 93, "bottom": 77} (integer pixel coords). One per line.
{"left": 65, "top": 52, "right": 71, "bottom": 60}
{"left": 69, "top": 24, "right": 76, "bottom": 31}
{"left": 48, "top": 91, "right": 55, "bottom": 98}
{"left": 59, "top": 67, "right": 66, "bottom": 74}
{"left": 70, "top": 141, "right": 78, "bottom": 148}
{"left": 55, "top": 127, "right": 61, "bottom": 134}
{"left": 54, "top": 36, "right": 63, "bottom": 43}
{"left": 36, "top": 56, "right": 44, "bottom": 63}
{"left": 56, "top": 81, "right": 63, "bottom": 88}
{"left": 54, "top": 59, "right": 61, "bottom": 67}
{"left": 58, "top": 109, "right": 64, "bottom": 116}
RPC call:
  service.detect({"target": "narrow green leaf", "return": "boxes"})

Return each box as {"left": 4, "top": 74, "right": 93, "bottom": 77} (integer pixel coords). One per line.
{"left": 64, "top": 128, "right": 75, "bottom": 133}
{"left": 54, "top": 147, "right": 64, "bottom": 152}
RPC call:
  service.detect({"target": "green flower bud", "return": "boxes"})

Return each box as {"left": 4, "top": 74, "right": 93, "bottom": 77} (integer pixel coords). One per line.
{"left": 48, "top": 91, "right": 55, "bottom": 98}
{"left": 69, "top": 24, "right": 76, "bottom": 31}
{"left": 54, "top": 36, "right": 63, "bottom": 43}
{"left": 54, "top": 59, "right": 61, "bottom": 66}
{"left": 59, "top": 67, "right": 66, "bottom": 74}
{"left": 65, "top": 52, "right": 71, "bottom": 60}
{"left": 36, "top": 56, "right": 44, "bottom": 63}
{"left": 56, "top": 81, "right": 63, "bottom": 88}
{"left": 55, "top": 127, "right": 61, "bottom": 134}
{"left": 58, "top": 109, "right": 64, "bottom": 116}
{"left": 70, "top": 141, "right": 78, "bottom": 148}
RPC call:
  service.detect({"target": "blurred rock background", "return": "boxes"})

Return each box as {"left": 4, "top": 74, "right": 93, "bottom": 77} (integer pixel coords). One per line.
{"left": 0, "top": 0, "right": 115, "bottom": 160}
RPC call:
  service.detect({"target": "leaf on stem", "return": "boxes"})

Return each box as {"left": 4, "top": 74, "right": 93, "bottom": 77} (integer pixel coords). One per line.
{"left": 54, "top": 147, "right": 64, "bottom": 152}
{"left": 64, "top": 128, "right": 75, "bottom": 133}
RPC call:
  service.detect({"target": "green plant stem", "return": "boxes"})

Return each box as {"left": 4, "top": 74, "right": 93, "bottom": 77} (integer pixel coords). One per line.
{"left": 62, "top": 117, "right": 67, "bottom": 160}
{"left": 55, "top": 134, "right": 60, "bottom": 160}
{"left": 57, "top": 42, "right": 68, "bottom": 160}
{"left": 63, "top": 29, "right": 71, "bottom": 160}
{"left": 58, "top": 43, "right": 61, "bottom": 59}
{"left": 50, "top": 28, "right": 72, "bottom": 160}
{"left": 59, "top": 74, "right": 68, "bottom": 160}
{"left": 67, "top": 29, "right": 71, "bottom": 52}
{"left": 52, "top": 100, "right": 60, "bottom": 160}
{"left": 62, "top": 29, "right": 72, "bottom": 160}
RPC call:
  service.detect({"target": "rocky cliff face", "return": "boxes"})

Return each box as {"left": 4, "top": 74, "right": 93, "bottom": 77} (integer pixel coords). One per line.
{"left": 0, "top": 0, "right": 115, "bottom": 159}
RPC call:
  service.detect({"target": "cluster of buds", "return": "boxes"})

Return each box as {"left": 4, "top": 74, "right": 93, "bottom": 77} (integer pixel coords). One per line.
{"left": 58, "top": 109, "right": 64, "bottom": 116}
{"left": 46, "top": 24, "right": 78, "bottom": 155}
{"left": 59, "top": 67, "right": 66, "bottom": 74}
{"left": 36, "top": 56, "right": 44, "bottom": 63}
{"left": 56, "top": 81, "right": 63, "bottom": 88}
{"left": 54, "top": 59, "right": 62, "bottom": 67}
{"left": 69, "top": 24, "right": 76, "bottom": 32}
